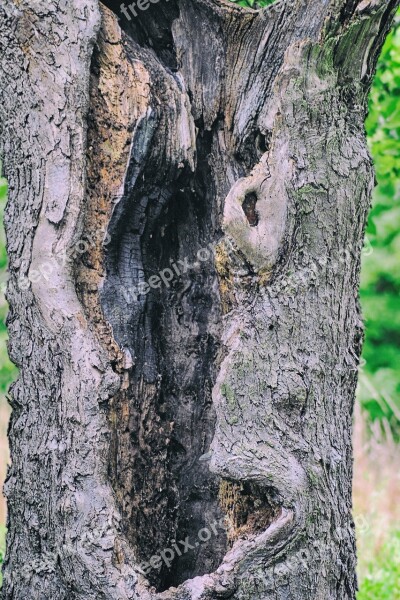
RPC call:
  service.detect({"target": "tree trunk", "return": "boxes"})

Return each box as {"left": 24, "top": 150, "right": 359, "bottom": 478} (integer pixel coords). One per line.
{"left": 0, "top": 0, "right": 397, "bottom": 598}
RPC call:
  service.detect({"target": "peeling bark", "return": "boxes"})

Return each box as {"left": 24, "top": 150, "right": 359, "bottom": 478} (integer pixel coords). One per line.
{"left": 0, "top": 0, "right": 398, "bottom": 599}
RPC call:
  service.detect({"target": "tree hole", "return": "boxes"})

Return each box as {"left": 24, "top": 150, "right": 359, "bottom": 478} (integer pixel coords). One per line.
{"left": 219, "top": 480, "right": 281, "bottom": 545}
{"left": 256, "top": 131, "right": 270, "bottom": 154}
{"left": 242, "top": 192, "right": 259, "bottom": 227}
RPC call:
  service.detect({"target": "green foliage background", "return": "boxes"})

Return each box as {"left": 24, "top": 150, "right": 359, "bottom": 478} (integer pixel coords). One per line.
{"left": 0, "top": 180, "right": 15, "bottom": 399}
{"left": 359, "top": 17, "right": 400, "bottom": 438}
{"left": 231, "top": 0, "right": 275, "bottom": 7}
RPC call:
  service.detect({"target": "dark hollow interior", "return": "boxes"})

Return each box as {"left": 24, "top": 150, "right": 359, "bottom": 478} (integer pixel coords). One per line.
{"left": 96, "top": 4, "right": 227, "bottom": 591}
{"left": 96, "top": 0, "right": 271, "bottom": 590}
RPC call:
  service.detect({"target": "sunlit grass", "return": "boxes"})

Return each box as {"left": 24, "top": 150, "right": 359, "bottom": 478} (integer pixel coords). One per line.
{"left": 354, "top": 404, "right": 400, "bottom": 598}
{"left": 357, "top": 532, "right": 400, "bottom": 599}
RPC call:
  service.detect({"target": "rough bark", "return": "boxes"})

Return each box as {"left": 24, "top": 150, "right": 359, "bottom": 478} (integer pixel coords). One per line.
{"left": 0, "top": 0, "right": 398, "bottom": 599}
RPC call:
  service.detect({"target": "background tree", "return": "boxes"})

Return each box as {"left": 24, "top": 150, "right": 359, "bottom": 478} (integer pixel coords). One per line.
{"left": 0, "top": 1, "right": 398, "bottom": 599}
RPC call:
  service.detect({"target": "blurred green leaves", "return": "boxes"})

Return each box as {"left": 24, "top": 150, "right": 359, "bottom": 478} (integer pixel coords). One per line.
{"left": 0, "top": 179, "right": 17, "bottom": 399}
{"left": 360, "top": 14, "right": 400, "bottom": 437}
{"left": 229, "top": 0, "right": 275, "bottom": 9}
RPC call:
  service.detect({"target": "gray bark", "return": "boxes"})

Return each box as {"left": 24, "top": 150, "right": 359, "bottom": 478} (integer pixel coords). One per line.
{"left": 0, "top": 0, "right": 397, "bottom": 599}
